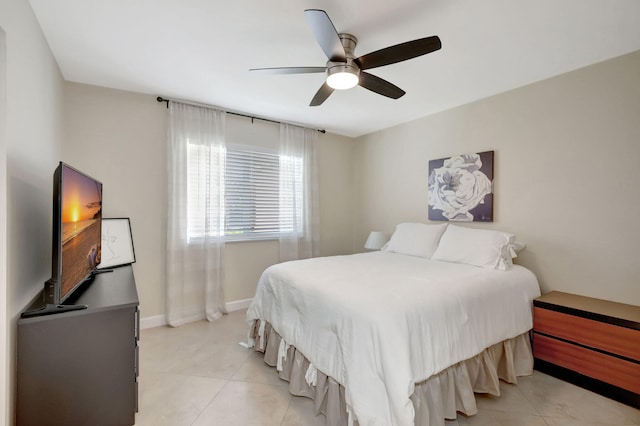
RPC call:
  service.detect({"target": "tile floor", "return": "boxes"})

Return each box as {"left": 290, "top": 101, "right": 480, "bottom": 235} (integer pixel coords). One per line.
{"left": 136, "top": 310, "right": 640, "bottom": 426}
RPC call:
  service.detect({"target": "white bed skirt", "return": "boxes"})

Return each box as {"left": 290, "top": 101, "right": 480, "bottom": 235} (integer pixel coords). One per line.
{"left": 250, "top": 320, "right": 534, "bottom": 426}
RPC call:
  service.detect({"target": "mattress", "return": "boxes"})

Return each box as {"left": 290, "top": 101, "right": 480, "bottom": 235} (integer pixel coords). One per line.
{"left": 246, "top": 251, "right": 541, "bottom": 426}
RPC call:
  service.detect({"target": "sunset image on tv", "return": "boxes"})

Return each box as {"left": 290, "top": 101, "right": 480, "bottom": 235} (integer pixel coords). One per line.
{"left": 60, "top": 165, "right": 102, "bottom": 298}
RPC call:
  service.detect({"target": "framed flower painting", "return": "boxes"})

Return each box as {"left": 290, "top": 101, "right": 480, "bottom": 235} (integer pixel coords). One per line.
{"left": 428, "top": 150, "right": 494, "bottom": 222}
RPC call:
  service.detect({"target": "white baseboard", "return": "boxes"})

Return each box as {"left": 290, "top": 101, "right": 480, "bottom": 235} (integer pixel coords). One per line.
{"left": 139, "top": 297, "right": 253, "bottom": 329}
{"left": 140, "top": 314, "right": 167, "bottom": 329}
{"left": 225, "top": 297, "right": 253, "bottom": 312}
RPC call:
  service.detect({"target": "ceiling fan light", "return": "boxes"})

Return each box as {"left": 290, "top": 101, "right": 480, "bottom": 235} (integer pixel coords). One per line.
{"left": 326, "top": 64, "right": 359, "bottom": 90}
{"left": 327, "top": 72, "right": 359, "bottom": 90}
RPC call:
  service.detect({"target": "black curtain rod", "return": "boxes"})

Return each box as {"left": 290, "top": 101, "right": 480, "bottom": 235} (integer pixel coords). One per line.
{"left": 156, "top": 96, "right": 326, "bottom": 134}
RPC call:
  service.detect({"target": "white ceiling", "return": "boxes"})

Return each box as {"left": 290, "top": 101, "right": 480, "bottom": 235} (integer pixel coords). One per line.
{"left": 29, "top": 0, "right": 640, "bottom": 137}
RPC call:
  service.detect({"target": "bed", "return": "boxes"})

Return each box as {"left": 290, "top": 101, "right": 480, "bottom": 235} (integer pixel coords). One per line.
{"left": 246, "top": 224, "right": 541, "bottom": 426}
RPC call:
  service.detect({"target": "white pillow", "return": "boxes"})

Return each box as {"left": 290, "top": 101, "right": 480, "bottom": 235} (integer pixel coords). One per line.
{"left": 431, "top": 225, "right": 520, "bottom": 270}
{"left": 382, "top": 223, "right": 448, "bottom": 258}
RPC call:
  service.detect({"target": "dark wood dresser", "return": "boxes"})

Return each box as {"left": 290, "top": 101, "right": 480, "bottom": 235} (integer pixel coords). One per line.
{"left": 17, "top": 266, "right": 140, "bottom": 425}
{"left": 533, "top": 291, "right": 640, "bottom": 408}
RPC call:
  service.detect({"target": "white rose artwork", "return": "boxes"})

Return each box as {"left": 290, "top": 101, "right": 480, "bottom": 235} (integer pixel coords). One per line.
{"left": 428, "top": 151, "right": 494, "bottom": 222}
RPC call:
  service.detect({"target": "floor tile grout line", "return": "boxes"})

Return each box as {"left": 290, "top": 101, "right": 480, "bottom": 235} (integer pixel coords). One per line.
{"left": 228, "top": 346, "right": 254, "bottom": 381}
{"left": 515, "top": 375, "right": 547, "bottom": 418}
{"left": 279, "top": 392, "right": 296, "bottom": 426}
{"left": 188, "top": 377, "right": 233, "bottom": 426}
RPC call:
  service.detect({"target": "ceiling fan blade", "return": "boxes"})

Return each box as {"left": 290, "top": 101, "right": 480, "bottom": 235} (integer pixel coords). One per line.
{"left": 310, "top": 82, "right": 334, "bottom": 106}
{"left": 355, "top": 36, "right": 441, "bottom": 70}
{"left": 358, "top": 72, "right": 406, "bottom": 99}
{"left": 304, "top": 9, "right": 346, "bottom": 62}
{"left": 250, "top": 67, "right": 326, "bottom": 75}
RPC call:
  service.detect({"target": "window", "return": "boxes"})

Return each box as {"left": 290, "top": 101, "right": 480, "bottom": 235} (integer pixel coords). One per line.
{"left": 187, "top": 144, "right": 303, "bottom": 242}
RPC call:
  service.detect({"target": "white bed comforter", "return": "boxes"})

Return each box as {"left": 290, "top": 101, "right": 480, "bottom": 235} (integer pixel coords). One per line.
{"left": 246, "top": 252, "right": 540, "bottom": 426}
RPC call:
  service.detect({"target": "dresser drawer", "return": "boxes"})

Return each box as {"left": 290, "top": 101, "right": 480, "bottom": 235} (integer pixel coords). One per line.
{"left": 534, "top": 307, "right": 640, "bottom": 361}
{"left": 533, "top": 333, "right": 640, "bottom": 394}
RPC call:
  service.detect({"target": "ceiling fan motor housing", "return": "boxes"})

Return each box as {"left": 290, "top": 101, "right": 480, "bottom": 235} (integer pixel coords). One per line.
{"left": 326, "top": 33, "right": 360, "bottom": 89}
{"left": 327, "top": 62, "right": 360, "bottom": 77}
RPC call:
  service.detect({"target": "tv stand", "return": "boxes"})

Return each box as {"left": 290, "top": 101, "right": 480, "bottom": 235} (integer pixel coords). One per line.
{"left": 20, "top": 302, "right": 88, "bottom": 318}
{"left": 17, "top": 265, "right": 139, "bottom": 426}
{"left": 20, "top": 269, "right": 117, "bottom": 318}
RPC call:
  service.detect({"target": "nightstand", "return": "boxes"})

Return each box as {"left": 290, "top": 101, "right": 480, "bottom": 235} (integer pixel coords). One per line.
{"left": 532, "top": 291, "right": 640, "bottom": 408}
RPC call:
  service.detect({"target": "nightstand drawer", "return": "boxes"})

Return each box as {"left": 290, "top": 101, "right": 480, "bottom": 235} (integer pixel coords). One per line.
{"left": 533, "top": 333, "right": 640, "bottom": 394}
{"left": 534, "top": 307, "right": 640, "bottom": 361}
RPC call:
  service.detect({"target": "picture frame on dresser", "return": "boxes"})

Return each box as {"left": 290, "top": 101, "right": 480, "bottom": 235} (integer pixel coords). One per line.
{"left": 98, "top": 217, "right": 136, "bottom": 269}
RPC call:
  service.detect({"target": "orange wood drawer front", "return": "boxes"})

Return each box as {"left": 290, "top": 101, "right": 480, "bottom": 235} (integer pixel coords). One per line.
{"left": 534, "top": 333, "right": 640, "bottom": 394}
{"left": 534, "top": 307, "right": 640, "bottom": 361}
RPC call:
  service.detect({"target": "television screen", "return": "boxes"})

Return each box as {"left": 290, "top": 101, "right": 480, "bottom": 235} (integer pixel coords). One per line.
{"left": 56, "top": 163, "right": 103, "bottom": 303}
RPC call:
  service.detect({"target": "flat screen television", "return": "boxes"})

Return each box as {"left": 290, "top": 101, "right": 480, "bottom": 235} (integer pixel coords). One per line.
{"left": 22, "top": 162, "right": 103, "bottom": 317}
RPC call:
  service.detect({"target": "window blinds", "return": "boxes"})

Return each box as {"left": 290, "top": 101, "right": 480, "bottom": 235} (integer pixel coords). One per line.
{"left": 187, "top": 144, "right": 303, "bottom": 241}
{"left": 225, "top": 146, "right": 282, "bottom": 239}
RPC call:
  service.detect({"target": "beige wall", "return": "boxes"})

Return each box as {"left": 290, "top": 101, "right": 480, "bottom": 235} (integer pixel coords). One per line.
{"left": 63, "top": 83, "right": 356, "bottom": 319}
{"left": 0, "top": 0, "right": 65, "bottom": 423}
{"left": 354, "top": 51, "right": 640, "bottom": 305}
{"left": 62, "top": 83, "right": 168, "bottom": 322}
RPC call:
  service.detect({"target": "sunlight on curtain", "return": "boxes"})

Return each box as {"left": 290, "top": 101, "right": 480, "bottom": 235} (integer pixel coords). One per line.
{"left": 167, "top": 102, "right": 226, "bottom": 327}
{"left": 279, "top": 123, "right": 319, "bottom": 261}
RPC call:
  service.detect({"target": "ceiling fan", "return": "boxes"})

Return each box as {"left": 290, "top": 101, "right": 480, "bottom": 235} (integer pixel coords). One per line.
{"left": 250, "top": 9, "right": 442, "bottom": 106}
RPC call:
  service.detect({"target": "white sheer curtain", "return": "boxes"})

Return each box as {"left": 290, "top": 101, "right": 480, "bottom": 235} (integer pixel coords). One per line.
{"left": 279, "top": 123, "right": 319, "bottom": 262}
{"left": 166, "top": 102, "right": 226, "bottom": 327}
